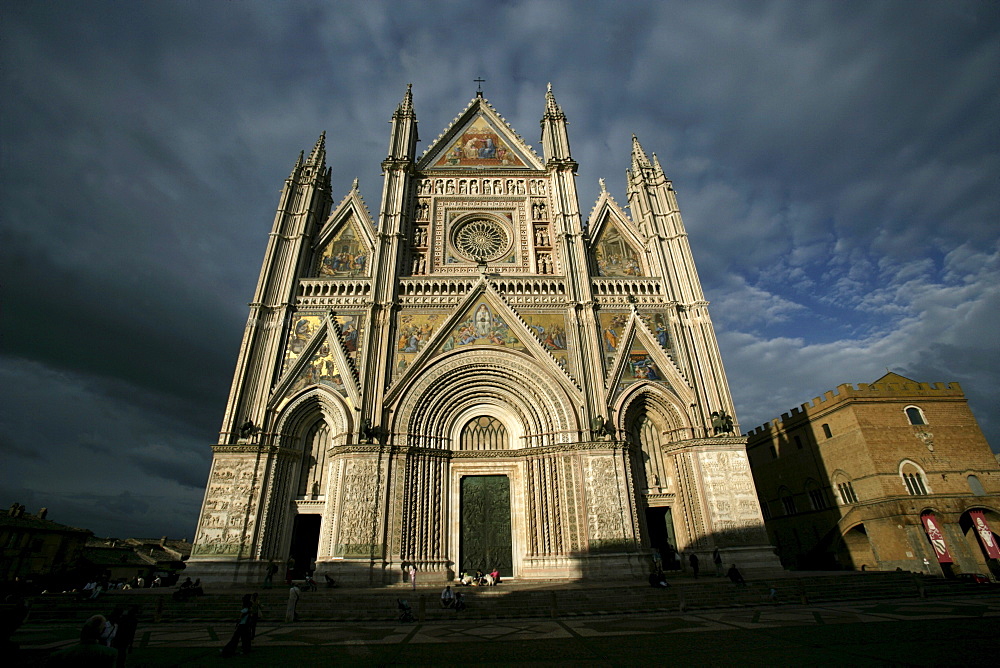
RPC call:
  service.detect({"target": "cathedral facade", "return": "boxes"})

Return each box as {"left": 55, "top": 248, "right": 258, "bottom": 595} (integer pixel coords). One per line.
{"left": 189, "top": 85, "right": 780, "bottom": 584}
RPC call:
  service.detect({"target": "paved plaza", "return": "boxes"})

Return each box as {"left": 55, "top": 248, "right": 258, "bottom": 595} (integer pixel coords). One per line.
{"left": 11, "top": 593, "right": 1000, "bottom": 666}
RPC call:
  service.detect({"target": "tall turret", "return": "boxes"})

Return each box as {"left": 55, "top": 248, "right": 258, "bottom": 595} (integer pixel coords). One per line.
{"left": 540, "top": 82, "right": 574, "bottom": 165}
{"left": 219, "top": 134, "right": 332, "bottom": 440}
{"left": 626, "top": 135, "right": 737, "bottom": 432}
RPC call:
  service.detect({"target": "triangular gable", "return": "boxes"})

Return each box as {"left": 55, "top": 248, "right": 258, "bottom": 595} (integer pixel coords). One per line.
{"left": 313, "top": 190, "right": 375, "bottom": 278}
{"left": 606, "top": 313, "right": 690, "bottom": 400}
{"left": 271, "top": 315, "right": 361, "bottom": 410}
{"left": 386, "top": 282, "right": 578, "bottom": 402}
{"left": 589, "top": 201, "right": 647, "bottom": 277}
{"left": 417, "top": 98, "right": 543, "bottom": 170}
{"left": 586, "top": 190, "right": 636, "bottom": 243}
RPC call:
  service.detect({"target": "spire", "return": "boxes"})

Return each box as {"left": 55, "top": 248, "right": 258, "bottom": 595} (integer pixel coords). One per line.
{"left": 386, "top": 83, "right": 419, "bottom": 163}
{"left": 540, "top": 83, "right": 573, "bottom": 164}
{"left": 652, "top": 152, "right": 665, "bottom": 177}
{"left": 288, "top": 150, "right": 304, "bottom": 178}
{"left": 351, "top": 177, "right": 359, "bottom": 191}
{"left": 306, "top": 131, "right": 326, "bottom": 167}
{"left": 544, "top": 81, "right": 564, "bottom": 119}
{"left": 394, "top": 83, "right": 416, "bottom": 120}
{"left": 631, "top": 134, "right": 651, "bottom": 171}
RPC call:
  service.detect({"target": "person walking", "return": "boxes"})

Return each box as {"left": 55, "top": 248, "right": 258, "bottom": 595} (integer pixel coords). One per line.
{"left": 264, "top": 560, "right": 277, "bottom": 588}
{"left": 221, "top": 594, "right": 254, "bottom": 657}
{"left": 688, "top": 552, "right": 700, "bottom": 578}
{"left": 409, "top": 564, "right": 417, "bottom": 590}
{"left": 249, "top": 592, "right": 265, "bottom": 639}
{"left": 285, "top": 584, "right": 301, "bottom": 623}
{"left": 713, "top": 547, "right": 724, "bottom": 577}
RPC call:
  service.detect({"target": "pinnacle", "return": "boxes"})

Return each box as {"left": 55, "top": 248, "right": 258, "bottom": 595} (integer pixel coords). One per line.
{"left": 631, "top": 134, "right": 651, "bottom": 169}
{"left": 307, "top": 132, "right": 327, "bottom": 167}
{"left": 544, "top": 82, "right": 562, "bottom": 117}
{"left": 289, "top": 150, "right": 304, "bottom": 178}
{"left": 401, "top": 83, "right": 413, "bottom": 112}
{"left": 395, "top": 83, "right": 416, "bottom": 119}
{"left": 652, "top": 152, "right": 665, "bottom": 177}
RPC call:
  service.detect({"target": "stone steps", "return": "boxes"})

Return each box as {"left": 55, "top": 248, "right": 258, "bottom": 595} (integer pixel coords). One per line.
{"left": 21, "top": 572, "right": 990, "bottom": 624}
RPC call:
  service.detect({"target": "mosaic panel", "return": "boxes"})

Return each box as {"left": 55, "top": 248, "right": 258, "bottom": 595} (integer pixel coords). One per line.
{"left": 639, "top": 312, "right": 672, "bottom": 352}
{"left": 394, "top": 312, "right": 445, "bottom": 378}
{"left": 521, "top": 312, "right": 573, "bottom": 373}
{"left": 316, "top": 218, "right": 369, "bottom": 277}
{"left": 598, "top": 312, "right": 629, "bottom": 363}
{"left": 288, "top": 341, "right": 348, "bottom": 397}
{"left": 593, "top": 223, "right": 644, "bottom": 277}
{"left": 433, "top": 116, "right": 528, "bottom": 168}
{"left": 282, "top": 314, "right": 324, "bottom": 374}
{"left": 434, "top": 300, "right": 527, "bottom": 356}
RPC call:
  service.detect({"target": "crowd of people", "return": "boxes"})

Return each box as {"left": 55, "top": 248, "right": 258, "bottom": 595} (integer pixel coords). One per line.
{"left": 457, "top": 568, "right": 501, "bottom": 587}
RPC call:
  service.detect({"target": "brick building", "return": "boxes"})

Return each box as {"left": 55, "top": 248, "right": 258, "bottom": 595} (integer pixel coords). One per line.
{"left": 746, "top": 373, "right": 1000, "bottom": 579}
{"left": 0, "top": 505, "right": 90, "bottom": 585}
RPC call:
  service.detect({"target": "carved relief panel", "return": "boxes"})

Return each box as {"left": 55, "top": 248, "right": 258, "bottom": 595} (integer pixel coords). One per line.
{"left": 698, "top": 449, "right": 768, "bottom": 545}
{"left": 333, "top": 457, "right": 382, "bottom": 558}
{"left": 582, "top": 455, "right": 631, "bottom": 552}
{"left": 193, "top": 455, "right": 259, "bottom": 557}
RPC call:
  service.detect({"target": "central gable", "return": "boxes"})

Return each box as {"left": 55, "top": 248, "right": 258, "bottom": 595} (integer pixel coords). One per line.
{"left": 418, "top": 98, "right": 543, "bottom": 171}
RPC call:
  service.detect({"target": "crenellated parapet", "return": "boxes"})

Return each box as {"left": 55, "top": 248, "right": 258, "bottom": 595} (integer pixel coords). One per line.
{"left": 746, "top": 377, "right": 966, "bottom": 437}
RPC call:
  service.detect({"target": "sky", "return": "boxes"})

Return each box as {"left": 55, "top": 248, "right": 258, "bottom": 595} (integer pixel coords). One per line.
{"left": 2, "top": 1, "right": 998, "bottom": 541}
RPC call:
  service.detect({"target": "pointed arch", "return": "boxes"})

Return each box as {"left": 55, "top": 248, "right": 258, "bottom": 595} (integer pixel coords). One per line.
{"left": 273, "top": 386, "right": 353, "bottom": 448}
{"left": 614, "top": 382, "right": 694, "bottom": 444}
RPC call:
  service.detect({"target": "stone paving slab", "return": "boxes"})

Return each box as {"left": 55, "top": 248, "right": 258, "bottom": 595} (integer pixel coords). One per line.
{"left": 11, "top": 593, "right": 1000, "bottom": 666}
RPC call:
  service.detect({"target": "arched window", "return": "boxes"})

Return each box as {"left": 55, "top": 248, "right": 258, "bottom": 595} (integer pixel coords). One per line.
{"left": 968, "top": 475, "right": 986, "bottom": 496}
{"left": 821, "top": 423, "right": 832, "bottom": 439}
{"left": 459, "top": 416, "right": 508, "bottom": 450}
{"left": 805, "top": 479, "right": 827, "bottom": 510}
{"left": 297, "top": 420, "right": 329, "bottom": 497}
{"left": 779, "top": 486, "right": 796, "bottom": 515}
{"left": 905, "top": 406, "right": 927, "bottom": 425}
{"left": 833, "top": 472, "right": 859, "bottom": 505}
{"left": 900, "top": 460, "right": 930, "bottom": 496}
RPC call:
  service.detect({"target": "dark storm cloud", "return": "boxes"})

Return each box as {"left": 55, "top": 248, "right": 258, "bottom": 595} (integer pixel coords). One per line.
{"left": 2, "top": 1, "right": 997, "bottom": 540}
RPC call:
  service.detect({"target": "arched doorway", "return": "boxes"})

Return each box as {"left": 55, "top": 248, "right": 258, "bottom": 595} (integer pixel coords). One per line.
{"left": 456, "top": 415, "right": 513, "bottom": 576}
{"left": 839, "top": 523, "right": 876, "bottom": 570}
{"left": 959, "top": 508, "right": 1000, "bottom": 580}
{"left": 621, "top": 390, "right": 686, "bottom": 562}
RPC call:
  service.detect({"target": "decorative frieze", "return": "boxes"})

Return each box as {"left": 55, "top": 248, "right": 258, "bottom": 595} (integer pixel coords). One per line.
{"left": 698, "top": 450, "right": 768, "bottom": 545}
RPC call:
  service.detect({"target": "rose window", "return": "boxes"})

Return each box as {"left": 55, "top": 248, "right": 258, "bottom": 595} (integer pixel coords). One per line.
{"left": 453, "top": 218, "right": 510, "bottom": 262}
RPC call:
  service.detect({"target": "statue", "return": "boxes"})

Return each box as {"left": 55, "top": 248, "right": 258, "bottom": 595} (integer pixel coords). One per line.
{"left": 360, "top": 418, "right": 374, "bottom": 443}
{"left": 239, "top": 420, "right": 256, "bottom": 440}
{"left": 591, "top": 415, "right": 608, "bottom": 439}
{"left": 711, "top": 411, "right": 734, "bottom": 435}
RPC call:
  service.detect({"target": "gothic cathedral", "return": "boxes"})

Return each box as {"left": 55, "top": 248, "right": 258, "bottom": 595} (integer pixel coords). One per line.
{"left": 189, "top": 85, "right": 781, "bottom": 583}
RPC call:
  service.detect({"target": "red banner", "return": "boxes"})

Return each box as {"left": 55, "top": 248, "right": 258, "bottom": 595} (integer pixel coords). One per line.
{"left": 970, "top": 510, "right": 1000, "bottom": 560}
{"left": 921, "top": 513, "right": 953, "bottom": 563}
